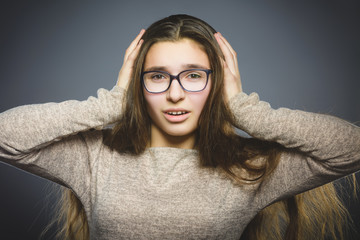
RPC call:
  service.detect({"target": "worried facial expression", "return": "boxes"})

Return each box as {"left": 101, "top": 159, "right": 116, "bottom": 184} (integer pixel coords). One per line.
{"left": 143, "top": 38, "right": 211, "bottom": 145}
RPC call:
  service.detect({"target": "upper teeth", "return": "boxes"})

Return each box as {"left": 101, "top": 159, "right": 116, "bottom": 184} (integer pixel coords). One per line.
{"left": 168, "top": 111, "right": 186, "bottom": 115}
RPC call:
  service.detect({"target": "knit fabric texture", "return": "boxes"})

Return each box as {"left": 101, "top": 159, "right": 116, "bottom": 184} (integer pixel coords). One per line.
{"left": 1, "top": 86, "right": 359, "bottom": 239}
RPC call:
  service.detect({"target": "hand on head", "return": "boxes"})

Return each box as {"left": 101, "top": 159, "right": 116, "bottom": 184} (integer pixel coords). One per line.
{"left": 117, "top": 29, "right": 145, "bottom": 90}
{"left": 116, "top": 29, "right": 242, "bottom": 103}
{"left": 214, "top": 32, "right": 242, "bottom": 102}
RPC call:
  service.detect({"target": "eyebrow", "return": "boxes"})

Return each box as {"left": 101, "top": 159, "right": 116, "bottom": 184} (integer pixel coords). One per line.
{"left": 144, "top": 64, "right": 210, "bottom": 72}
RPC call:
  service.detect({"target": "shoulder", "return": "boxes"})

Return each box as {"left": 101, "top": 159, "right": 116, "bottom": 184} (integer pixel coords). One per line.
{"left": 77, "top": 127, "right": 113, "bottom": 151}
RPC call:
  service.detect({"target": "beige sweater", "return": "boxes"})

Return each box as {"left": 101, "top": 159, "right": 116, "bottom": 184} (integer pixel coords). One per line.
{"left": 0, "top": 86, "right": 359, "bottom": 239}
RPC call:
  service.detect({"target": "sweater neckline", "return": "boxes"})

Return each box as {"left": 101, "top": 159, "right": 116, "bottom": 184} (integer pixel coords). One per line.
{"left": 147, "top": 146, "right": 198, "bottom": 154}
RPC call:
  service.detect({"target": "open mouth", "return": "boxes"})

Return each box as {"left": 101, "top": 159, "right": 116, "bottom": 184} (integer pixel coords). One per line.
{"left": 166, "top": 111, "right": 188, "bottom": 116}
{"left": 163, "top": 110, "right": 191, "bottom": 122}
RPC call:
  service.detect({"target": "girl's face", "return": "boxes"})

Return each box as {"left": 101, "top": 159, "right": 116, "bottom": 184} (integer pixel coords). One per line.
{"left": 143, "top": 38, "right": 211, "bottom": 148}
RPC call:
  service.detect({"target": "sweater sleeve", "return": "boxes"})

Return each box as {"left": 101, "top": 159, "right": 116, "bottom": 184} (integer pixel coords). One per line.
{"left": 229, "top": 92, "right": 360, "bottom": 207}
{"left": 0, "top": 86, "right": 125, "bottom": 195}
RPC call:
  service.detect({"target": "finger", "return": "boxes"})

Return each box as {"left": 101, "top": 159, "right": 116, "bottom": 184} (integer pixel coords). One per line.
{"left": 218, "top": 33, "right": 237, "bottom": 58}
{"left": 215, "top": 33, "right": 235, "bottom": 61}
{"left": 127, "top": 39, "right": 144, "bottom": 62}
{"left": 117, "top": 38, "right": 144, "bottom": 88}
{"left": 118, "top": 39, "right": 144, "bottom": 75}
{"left": 124, "top": 29, "right": 145, "bottom": 62}
{"left": 215, "top": 33, "right": 240, "bottom": 78}
{"left": 221, "top": 58, "right": 237, "bottom": 82}
{"left": 222, "top": 58, "right": 243, "bottom": 98}
{"left": 218, "top": 33, "right": 240, "bottom": 77}
{"left": 121, "top": 39, "right": 144, "bottom": 76}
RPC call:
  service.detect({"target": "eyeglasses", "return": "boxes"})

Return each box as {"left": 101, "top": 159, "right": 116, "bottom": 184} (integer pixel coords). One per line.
{"left": 141, "top": 69, "right": 212, "bottom": 93}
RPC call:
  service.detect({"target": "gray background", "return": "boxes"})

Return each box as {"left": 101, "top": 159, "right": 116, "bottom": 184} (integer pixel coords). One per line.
{"left": 0, "top": 0, "right": 359, "bottom": 239}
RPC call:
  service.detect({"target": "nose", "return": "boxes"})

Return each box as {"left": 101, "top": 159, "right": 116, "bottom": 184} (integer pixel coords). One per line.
{"left": 166, "top": 79, "right": 185, "bottom": 102}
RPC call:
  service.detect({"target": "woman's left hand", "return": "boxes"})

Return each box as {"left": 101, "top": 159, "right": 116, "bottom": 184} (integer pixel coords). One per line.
{"left": 215, "top": 32, "right": 242, "bottom": 102}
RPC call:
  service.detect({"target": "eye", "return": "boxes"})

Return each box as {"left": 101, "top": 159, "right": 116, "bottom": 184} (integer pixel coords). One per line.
{"left": 151, "top": 73, "right": 167, "bottom": 81}
{"left": 188, "top": 73, "right": 201, "bottom": 78}
{"left": 184, "top": 71, "right": 204, "bottom": 80}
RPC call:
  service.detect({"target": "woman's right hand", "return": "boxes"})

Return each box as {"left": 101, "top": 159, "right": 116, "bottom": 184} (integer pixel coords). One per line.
{"left": 117, "top": 29, "right": 145, "bottom": 90}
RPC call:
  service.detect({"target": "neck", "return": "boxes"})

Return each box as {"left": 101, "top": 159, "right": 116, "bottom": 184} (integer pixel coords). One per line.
{"left": 149, "top": 125, "right": 196, "bottom": 149}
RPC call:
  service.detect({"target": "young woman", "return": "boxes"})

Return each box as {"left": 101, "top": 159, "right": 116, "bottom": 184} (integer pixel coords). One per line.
{"left": 0, "top": 14, "right": 359, "bottom": 240}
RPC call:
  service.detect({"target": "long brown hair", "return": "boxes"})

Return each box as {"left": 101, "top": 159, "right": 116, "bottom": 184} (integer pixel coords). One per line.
{"left": 54, "top": 14, "right": 354, "bottom": 240}
{"left": 110, "top": 14, "right": 279, "bottom": 181}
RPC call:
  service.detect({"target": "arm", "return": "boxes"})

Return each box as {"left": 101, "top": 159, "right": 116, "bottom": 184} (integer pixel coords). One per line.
{"left": 0, "top": 30, "right": 144, "bottom": 188}
{"left": 229, "top": 91, "right": 360, "bottom": 206}
{"left": 0, "top": 87, "right": 124, "bottom": 187}
{"left": 215, "top": 32, "right": 360, "bottom": 206}
{"left": 0, "top": 87, "right": 123, "bottom": 158}
{"left": 229, "top": 92, "right": 360, "bottom": 167}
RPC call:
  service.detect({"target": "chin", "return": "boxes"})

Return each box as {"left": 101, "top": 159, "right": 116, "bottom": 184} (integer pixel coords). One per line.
{"left": 162, "top": 125, "right": 197, "bottom": 138}
{"left": 165, "top": 129, "right": 194, "bottom": 137}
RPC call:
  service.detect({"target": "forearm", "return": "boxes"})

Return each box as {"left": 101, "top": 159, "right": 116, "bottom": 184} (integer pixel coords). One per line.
{"left": 229, "top": 92, "right": 360, "bottom": 170}
{"left": 0, "top": 86, "right": 124, "bottom": 158}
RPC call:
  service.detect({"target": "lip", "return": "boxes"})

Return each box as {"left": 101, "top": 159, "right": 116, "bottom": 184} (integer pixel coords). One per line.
{"left": 163, "top": 108, "right": 191, "bottom": 123}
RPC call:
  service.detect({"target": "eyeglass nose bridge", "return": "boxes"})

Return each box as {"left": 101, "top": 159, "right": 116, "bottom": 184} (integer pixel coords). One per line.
{"left": 167, "top": 73, "right": 186, "bottom": 90}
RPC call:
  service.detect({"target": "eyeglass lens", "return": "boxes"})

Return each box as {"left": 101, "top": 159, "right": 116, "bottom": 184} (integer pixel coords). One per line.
{"left": 143, "top": 69, "right": 210, "bottom": 93}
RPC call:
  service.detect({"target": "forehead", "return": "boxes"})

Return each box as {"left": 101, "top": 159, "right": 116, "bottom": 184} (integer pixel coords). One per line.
{"left": 144, "top": 38, "right": 210, "bottom": 72}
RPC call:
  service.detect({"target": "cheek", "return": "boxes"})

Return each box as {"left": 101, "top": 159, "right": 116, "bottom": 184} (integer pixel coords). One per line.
{"left": 190, "top": 84, "right": 211, "bottom": 114}
{"left": 143, "top": 91, "right": 161, "bottom": 115}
